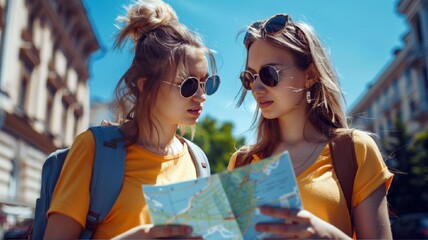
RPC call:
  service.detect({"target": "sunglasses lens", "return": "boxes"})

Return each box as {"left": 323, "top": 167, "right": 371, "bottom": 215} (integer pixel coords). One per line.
{"left": 265, "top": 15, "right": 288, "bottom": 34}
{"left": 206, "top": 75, "right": 220, "bottom": 95}
{"left": 259, "top": 66, "right": 279, "bottom": 87}
{"left": 181, "top": 78, "right": 199, "bottom": 98}
{"left": 240, "top": 71, "right": 253, "bottom": 90}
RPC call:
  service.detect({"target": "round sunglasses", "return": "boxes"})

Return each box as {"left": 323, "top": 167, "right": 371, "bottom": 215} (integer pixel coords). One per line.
{"left": 240, "top": 65, "right": 294, "bottom": 90}
{"left": 162, "top": 75, "right": 220, "bottom": 98}
{"left": 244, "top": 14, "right": 290, "bottom": 47}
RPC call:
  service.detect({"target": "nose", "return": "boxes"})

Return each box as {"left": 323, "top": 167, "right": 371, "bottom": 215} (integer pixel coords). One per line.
{"left": 193, "top": 83, "right": 206, "bottom": 102}
{"left": 251, "top": 74, "right": 265, "bottom": 92}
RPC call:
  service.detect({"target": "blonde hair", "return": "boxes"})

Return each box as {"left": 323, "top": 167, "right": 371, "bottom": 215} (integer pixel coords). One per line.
{"left": 237, "top": 16, "right": 348, "bottom": 163}
{"left": 113, "top": 0, "right": 217, "bottom": 143}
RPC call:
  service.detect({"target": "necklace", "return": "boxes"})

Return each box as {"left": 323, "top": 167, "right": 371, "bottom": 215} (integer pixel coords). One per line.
{"left": 293, "top": 142, "right": 323, "bottom": 170}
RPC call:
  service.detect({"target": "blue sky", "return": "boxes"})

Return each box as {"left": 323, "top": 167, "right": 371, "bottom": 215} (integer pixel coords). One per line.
{"left": 83, "top": 0, "right": 407, "bottom": 143}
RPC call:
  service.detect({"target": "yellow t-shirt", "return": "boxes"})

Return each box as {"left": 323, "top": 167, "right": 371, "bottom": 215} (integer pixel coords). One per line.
{"left": 228, "top": 130, "right": 393, "bottom": 237}
{"left": 47, "top": 130, "right": 197, "bottom": 239}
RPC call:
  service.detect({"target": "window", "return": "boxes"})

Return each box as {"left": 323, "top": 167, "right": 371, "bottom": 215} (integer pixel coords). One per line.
{"left": 393, "top": 79, "right": 399, "bottom": 96}
{"left": 45, "top": 83, "right": 56, "bottom": 132}
{"left": 61, "top": 99, "right": 69, "bottom": 142}
{"left": 18, "top": 58, "right": 34, "bottom": 110}
{"left": 387, "top": 114, "right": 393, "bottom": 130}
{"left": 73, "top": 111, "right": 80, "bottom": 137}
{"left": 409, "top": 99, "right": 417, "bottom": 115}
{"left": 423, "top": 66, "right": 428, "bottom": 102}
{"left": 405, "top": 69, "right": 413, "bottom": 93}
{"left": 19, "top": 77, "right": 28, "bottom": 110}
{"left": 415, "top": 16, "right": 424, "bottom": 44}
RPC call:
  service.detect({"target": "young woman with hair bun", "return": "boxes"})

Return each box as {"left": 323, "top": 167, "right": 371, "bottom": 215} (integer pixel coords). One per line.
{"left": 44, "top": 0, "right": 220, "bottom": 239}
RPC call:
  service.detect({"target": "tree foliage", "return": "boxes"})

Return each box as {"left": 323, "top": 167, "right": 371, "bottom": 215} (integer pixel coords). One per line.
{"left": 184, "top": 116, "right": 246, "bottom": 174}
{"left": 383, "top": 117, "right": 428, "bottom": 215}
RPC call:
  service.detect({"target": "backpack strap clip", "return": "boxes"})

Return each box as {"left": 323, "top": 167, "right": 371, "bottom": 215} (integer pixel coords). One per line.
{"left": 85, "top": 211, "right": 100, "bottom": 231}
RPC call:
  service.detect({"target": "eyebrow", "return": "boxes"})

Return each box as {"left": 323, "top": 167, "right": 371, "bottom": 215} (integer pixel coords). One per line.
{"left": 192, "top": 73, "right": 209, "bottom": 81}
{"left": 246, "top": 63, "right": 283, "bottom": 72}
{"left": 202, "top": 73, "right": 209, "bottom": 80}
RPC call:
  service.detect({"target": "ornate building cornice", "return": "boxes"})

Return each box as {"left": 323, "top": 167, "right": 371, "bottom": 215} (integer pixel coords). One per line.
{"left": 3, "top": 111, "right": 56, "bottom": 153}
{"left": 26, "top": 0, "right": 100, "bottom": 82}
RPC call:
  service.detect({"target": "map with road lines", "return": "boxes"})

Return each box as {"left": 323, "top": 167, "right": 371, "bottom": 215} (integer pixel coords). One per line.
{"left": 143, "top": 150, "right": 302, "bottom": 239}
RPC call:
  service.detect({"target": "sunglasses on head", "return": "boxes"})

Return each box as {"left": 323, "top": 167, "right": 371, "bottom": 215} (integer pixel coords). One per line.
{"left": 240, "top": 65, "right": 294, "bottom": 90}
{"left": 244, "top": 14, "right": 290, "bottom": 47}
{"left": 162, "top": 75, "right": 220, "bottom": 98}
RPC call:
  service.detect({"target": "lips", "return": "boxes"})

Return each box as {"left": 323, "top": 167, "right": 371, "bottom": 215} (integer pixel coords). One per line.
{"left": 188, "top": 106, "right": 203, "bottom": 116}
{"left": 258, "top": 100, "right": 273, "bottom": 108}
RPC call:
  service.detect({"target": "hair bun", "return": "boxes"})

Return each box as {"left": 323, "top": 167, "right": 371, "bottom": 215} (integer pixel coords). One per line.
{"left": 117, "top": 0, "right": 179, "bottom": 43}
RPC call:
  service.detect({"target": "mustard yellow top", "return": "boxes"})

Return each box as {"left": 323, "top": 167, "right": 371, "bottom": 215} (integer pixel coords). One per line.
{"left": 228, "top": 130, "right": 393, "bottom": 237}
{"left": 47, "top": 130, "right": 197, "bottom": 239}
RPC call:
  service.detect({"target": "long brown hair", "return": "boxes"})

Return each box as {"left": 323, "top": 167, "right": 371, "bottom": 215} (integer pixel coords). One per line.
{"left": 236, "top": 16, "right": 347, "bottom": 164}
{"left": 113, "top": 0, "right": 217, "bottom": 144}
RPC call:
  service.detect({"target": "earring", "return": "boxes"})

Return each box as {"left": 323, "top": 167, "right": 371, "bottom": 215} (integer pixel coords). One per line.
{"left": 306, "top": 91, "right": 311, "bottom": 104}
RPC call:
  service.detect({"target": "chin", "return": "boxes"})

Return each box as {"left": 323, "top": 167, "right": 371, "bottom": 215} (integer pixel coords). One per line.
{"left": 184, "top": 118, "right": 199, "bottom": 125}
{"left": 261, "top": 112, "right": 277, "bottom": 120}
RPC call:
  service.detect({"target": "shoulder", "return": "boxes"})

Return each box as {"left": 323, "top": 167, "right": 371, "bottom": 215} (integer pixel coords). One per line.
{"left": 351, "top": 129, "right": 381, "bottom": 154}
{"left": 72, "top": 130, "right": 95, "bottom": 148}
{"left": 65, "top": 130, "right": 96, "bottom": 164}
{"left": 227, "top": 145, "right": 260, "bottom": 171}
{"left": 349, "top": 129, "right": 385, "bottom": 168}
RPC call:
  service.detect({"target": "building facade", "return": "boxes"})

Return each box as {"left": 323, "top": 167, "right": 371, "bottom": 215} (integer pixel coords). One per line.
{"left": 0, "top": 0, "right": 99, "bottom": 222}
{"left": 349, "top": 0, "right": 428, "bottom": 141}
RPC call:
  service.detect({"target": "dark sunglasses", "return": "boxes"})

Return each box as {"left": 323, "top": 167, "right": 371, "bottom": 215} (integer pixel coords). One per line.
{"left": 240, "top": 65, "right": 294, "bottom": 90}
{"left": 162, "top": 75, "right": 220, "bottom": 98}
{"left": 244, "top": 14, "right": 290, "bottom": 47}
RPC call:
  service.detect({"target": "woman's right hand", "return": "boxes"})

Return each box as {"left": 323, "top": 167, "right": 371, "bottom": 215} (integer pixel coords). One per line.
{"left": 255, "top": 207, "right": 351, "bottom": 239}
{"left": 112, "top": 224, "right": 202, "bottom": 239}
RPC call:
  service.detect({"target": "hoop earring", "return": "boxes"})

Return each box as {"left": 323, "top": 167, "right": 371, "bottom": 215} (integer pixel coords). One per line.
{"left": 306, "top": 91, "right": 311, "bottom": 104}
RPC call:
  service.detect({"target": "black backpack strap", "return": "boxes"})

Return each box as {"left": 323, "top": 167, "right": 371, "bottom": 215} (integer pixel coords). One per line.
{"left": 329, "top": 128, "right": 357, "bottom": 233}
{"left": 182, "top": 138, "right": 210, "bottom": 177}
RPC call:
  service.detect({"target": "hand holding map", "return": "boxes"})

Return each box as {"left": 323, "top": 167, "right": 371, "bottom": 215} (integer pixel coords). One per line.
{"left": 143, "top": 150, "right": 302, "bottom": 239}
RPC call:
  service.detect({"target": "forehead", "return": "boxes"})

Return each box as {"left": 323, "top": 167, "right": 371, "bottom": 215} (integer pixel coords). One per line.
{"left": 247, "top": 39, "right": 294, "bottom": 69}
{"left": 180, "top": 47, "right": 208, "bottom": 77}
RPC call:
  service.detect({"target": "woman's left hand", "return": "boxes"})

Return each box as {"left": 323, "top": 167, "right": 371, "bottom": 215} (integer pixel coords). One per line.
{"left": 255, "top": 207, "right": 352, "bottom": 239}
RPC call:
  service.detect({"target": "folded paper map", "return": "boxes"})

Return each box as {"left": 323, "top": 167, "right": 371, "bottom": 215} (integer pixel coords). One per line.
{"left": 142, "top": 150, "right": 302, "bottom": 239}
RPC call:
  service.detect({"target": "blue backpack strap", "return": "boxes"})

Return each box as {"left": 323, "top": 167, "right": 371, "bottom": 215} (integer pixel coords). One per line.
{"left": 80, "top": 126, "right": 126, "bottom": 239}
{"left": 183, "top": 138, "right": 210, "bottom": 177}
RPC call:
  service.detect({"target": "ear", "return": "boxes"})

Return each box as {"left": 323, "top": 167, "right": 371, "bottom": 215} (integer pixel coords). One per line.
{"left": 305, "top": 63, "right": 319, "bottom": 88}
{"left": 136, "top": 78, "right": 146, "bottom": 92}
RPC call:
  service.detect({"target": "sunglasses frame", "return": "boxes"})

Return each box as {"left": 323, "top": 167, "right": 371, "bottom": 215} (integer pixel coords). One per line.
{"left": 162, "top": 75, "right": 220, "bottom": 98}
{"left": 244, "top": 14, "right": 290, "bottom": 48}
{"left": 240, "top": 65, "right": 294, "bottom": 90}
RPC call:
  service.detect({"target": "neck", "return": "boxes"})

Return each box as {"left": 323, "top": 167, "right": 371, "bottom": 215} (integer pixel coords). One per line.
{"left": 277, "top": 108, "right": 326, "bottom": 146}
{"left": 138, "top": 122, "right": 182, "bottom": 155}
{"left": 277, "top": 106, "right": 307, "bottom": 145}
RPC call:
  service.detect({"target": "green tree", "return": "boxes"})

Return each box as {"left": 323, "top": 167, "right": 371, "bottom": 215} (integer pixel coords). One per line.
{"left": 408, "top": 129, "right": 428, "bottom": 212}
{"left": 384, "top": 117, "right": 428, "bottom": 215}
{"left": 184, "top": 116, "right": 246, "bottom": 173}
{"left": 383, "top": 117, "right": 413, "bottom": 215}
